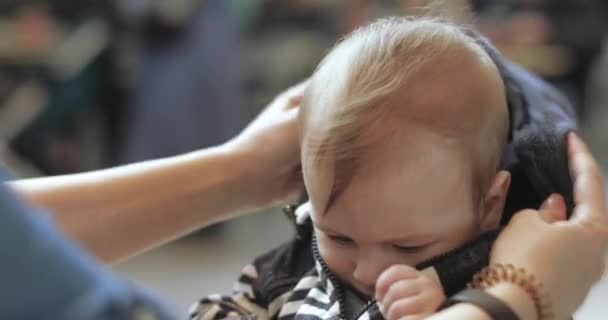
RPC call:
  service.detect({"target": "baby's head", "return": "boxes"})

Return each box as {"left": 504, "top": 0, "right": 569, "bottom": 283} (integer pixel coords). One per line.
{"left": 299, "top": 17, "right": 510, "bottom": 296}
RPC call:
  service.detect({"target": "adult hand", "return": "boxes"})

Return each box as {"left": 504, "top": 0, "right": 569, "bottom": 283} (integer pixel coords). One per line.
{"left": 490, "top": 132, "right": 608, "bottom": 319}
{"left": 225, "top": 80, "right": 308, "bottom": 210}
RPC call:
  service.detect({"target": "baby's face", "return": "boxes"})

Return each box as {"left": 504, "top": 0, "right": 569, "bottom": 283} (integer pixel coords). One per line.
{"left": 307, "top": 131, "right": 488, "bottom": 298}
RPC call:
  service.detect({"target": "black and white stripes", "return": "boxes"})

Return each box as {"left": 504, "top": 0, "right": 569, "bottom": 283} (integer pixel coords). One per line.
{"left": 189, "top": 213, "right": 380, "bottom": 320}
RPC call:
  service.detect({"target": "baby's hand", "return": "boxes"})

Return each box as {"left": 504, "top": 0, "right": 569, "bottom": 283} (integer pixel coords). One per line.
{"left": 375, "top": 265, "right": 445, "bottom": 320}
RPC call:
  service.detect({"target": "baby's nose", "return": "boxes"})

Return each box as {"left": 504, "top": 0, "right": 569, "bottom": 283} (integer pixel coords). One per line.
{"left": 353, "top": 258, "right": 383, "bottom": 293}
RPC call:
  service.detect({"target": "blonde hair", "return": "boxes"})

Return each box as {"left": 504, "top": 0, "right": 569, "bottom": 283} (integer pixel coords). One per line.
{"left": 301, "top": 17, "right": 509, "bottom": 212}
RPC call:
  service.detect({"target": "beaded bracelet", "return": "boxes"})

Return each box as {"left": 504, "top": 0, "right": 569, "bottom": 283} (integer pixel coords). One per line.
{"left": 468, "top": 264, "right": 554, "bottom": 320}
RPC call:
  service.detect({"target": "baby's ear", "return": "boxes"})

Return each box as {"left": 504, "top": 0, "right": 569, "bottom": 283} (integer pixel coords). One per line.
{"left": 480, "top": 170, "right": 511, "bottom": 231}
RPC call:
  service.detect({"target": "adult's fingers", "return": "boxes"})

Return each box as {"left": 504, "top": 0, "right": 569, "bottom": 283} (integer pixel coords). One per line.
{"left": 538, "top": 193, "right": 567, "bottom": 223}
{"left": 567, "top": 132, "right": 607, "bottom": 224}
{"left": 275, "top": 80, "right": 310, "bottom": 111}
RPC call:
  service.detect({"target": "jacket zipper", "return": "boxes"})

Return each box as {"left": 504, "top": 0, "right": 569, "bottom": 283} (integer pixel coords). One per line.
{"left": 312, "top": 234, "right": 379, "bottom": 320}
{"left": 352, "top": 300, "right": 375, "bottom": 320}
{"left": 288, "top": 201, "right": 377, "bottom": 320}
{"left": 311, "top": 233, "right": 349, "bottom": 319}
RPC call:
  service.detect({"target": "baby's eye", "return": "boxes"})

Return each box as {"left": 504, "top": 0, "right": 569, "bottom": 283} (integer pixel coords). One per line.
{"left": 329, "top": 235, "right": 354, "bottom": 245}
{"left": 392, "top": 244, "right": 427, "bottom": 253}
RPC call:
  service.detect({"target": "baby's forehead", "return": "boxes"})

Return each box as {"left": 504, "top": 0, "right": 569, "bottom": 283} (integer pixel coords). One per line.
{"left": 304, "top": 61, "right": 504, "bottom": 143}
{"left": 303, "top": 125, "right": 475, "bottom": 201}
{"left": 309, "top": 136, "right": 477, "bottom": 226}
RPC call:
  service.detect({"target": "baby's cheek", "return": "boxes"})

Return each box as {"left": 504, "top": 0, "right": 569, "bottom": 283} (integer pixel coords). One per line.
{"left": 318, "top": 240, "right": 355, "bottom": 282}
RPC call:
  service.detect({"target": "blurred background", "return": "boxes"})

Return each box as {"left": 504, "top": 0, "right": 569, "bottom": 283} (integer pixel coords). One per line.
{"left": 0, "top": 0, "right": 606, "bottom": 318}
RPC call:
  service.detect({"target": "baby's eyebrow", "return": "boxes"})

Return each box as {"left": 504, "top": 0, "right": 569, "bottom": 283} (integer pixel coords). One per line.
{"left": 312, "top": 222, "right": 345, "bottom": 236}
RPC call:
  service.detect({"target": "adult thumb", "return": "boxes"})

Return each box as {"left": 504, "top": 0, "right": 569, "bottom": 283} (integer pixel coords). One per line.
{"left": 538, "top": 193, "right": 567, "bottom": 223}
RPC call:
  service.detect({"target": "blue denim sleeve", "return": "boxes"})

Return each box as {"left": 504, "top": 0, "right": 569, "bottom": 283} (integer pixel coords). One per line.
{"left": 0, "top": 183, "right": 178, "bottom": 320}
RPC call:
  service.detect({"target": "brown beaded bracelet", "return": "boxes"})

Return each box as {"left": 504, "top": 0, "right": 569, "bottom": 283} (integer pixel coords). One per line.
{"left": 468, "top": 264, "right": 554, "bottom": 320}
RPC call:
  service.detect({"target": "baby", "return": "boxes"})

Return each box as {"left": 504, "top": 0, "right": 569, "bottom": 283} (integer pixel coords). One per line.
{"left": 190, "top": 17, "right": 511, "bottom": 320}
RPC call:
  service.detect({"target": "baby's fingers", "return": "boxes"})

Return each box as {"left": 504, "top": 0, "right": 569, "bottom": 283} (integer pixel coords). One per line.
{"left": 381, "top": 279, "right": 424, "bottom": 310}
{"left": 376, "top": 265, "right": 420, "bottom": 301}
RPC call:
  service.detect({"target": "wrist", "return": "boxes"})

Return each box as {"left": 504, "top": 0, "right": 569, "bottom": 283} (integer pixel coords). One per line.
{"left": 221, "top": 138, "right": 301, "bottom": 212}
{"left": 217, "top": 142, "right": 252, "bottom": 178}
{"left": 484, "top": 282, "right": 538, "bottom": 320}
{"left": 470, "top": 264, "right": 554, "bottom": 320}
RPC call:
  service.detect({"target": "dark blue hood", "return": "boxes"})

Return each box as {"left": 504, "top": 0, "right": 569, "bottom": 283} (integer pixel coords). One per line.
{"left": 413, "top": 34, "right": 580, "bottom": 296}
{"left": 474, "top": 34, "right": 578, "bottom": 223}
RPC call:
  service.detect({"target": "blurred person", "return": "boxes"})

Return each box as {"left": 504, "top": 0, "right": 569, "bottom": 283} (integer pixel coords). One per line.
{"left": 581, "top": 39, "right": 608, "bottom": 168}
{"left": 471, "top": 0, "right": 608, "bottom": 115}
{"left": 113, "top": 0, "right": 248, "bottom": 164}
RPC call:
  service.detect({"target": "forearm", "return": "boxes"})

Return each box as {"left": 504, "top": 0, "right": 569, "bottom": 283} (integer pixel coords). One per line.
{"left": 8, "top": 145, "right": 257, "bottom": 263}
